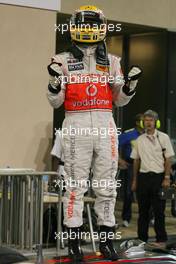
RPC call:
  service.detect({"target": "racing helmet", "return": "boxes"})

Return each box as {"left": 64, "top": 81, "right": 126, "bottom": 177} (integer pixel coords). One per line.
{"left": 70, "top": 5, "right": 107, "bottom": 43}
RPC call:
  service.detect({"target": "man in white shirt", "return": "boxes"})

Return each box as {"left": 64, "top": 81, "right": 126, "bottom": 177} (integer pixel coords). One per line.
{"left": 131, "top": 109, "right": 175, "bottom": 246}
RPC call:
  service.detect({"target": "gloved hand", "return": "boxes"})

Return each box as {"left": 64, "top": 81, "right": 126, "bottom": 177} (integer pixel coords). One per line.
{"left": 47, "top": 62, "right": 63, "bottom": 94}
{"left": 123, "top": 66, "right": 142, "bottom": 95}
{"left": 127, "top": 66, "right": 142, "bottom": 91}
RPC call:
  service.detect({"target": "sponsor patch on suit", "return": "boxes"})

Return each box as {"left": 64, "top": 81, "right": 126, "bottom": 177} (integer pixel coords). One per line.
{"left": 96, "top": 57, "right": 110, "bottom": 66}
{"left": 67, "top": 58, "right": 80, "bottom": 63}
{"left": 96, "top": 64, "right": 109, "bottom": 72}
{"left": 68, "top": 63, "right": 84, "bottom": 71}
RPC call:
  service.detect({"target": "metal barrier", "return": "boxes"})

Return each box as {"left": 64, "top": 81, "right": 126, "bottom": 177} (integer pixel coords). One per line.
{"left": 0, "top": 169, "right": 60, "bottom": 251}
{"left": 0, "top": 169, "right": 96, "bottom": 255}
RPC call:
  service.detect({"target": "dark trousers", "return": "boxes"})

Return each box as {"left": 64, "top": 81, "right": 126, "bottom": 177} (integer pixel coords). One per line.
{"left": 137, "top": 172, "right": 167, "bottom": 242}
{"left": 121, "top": 164, "right": 133, "bottom": 222}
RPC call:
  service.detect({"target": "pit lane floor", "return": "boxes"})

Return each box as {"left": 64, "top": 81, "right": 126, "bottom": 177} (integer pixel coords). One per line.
{"left": 19, "top": 201, "right": 176, "bottom": 261}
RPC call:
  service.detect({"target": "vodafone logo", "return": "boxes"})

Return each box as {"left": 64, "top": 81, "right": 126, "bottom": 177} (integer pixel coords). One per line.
{"left": 86, "top": 84, "right": 97, "bottom": 97}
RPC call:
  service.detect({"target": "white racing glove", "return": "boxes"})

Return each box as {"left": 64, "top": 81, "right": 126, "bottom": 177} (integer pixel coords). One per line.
{"left": 47, "top": 62, "right": 63, "bottom": 94}
{"left": 128, "top": 66, "right": 142, "bottom": 91}
{"left": 123, "top": 66, "right": 142, "bottom": 95}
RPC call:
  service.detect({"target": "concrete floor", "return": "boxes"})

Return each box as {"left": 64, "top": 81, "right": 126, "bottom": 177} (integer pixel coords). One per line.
{"left": 115, "top": 200, "right": 176, "bottom": 240}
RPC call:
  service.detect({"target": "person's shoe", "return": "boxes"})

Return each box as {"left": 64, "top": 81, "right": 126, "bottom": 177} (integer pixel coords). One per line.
{"left": 67, "top": 227, "right": 84, "bottom": 263}
{"left": 99, "top": 225, "right": 119, "bottom": 261}
{"left": 123, "top": 220, "right": 129, "bottom": 227}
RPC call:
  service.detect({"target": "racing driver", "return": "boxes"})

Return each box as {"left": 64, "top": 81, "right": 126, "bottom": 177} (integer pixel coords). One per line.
{"left": 47, "top": 5, "right": 142, "bottom": 262}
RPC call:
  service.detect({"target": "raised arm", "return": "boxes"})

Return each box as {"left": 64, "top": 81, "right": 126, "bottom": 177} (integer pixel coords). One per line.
{"left": 110, "top": 55, "right": 142, "bottom": 107}
{"left": 47, "top": 55, "right": 66, "bottom": 109}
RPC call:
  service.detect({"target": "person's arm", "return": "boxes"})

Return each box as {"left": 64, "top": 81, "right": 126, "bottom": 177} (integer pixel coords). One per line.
{"left": 118, "top": 157, "right": 129, "bottom": 170}
{"left": 162, "top": 157, "right": 172, "bottom": 188}
{"left": 111, "top": 55, "right": 142, "bottom": 107}
{"left": 118, "top": 132, "right": 129, "bottom": 169}
{"left": 47, "top": 55, "right": 66, "bottom": 109}
{"left": 52, "top": 156, "right": 61, "bottom": 172}
{"left": 131, "top": 158, "right": 140, "bottom": 192}
{"left": 162, "top": 134, "right": 175, "bottom": 188}
{"left": 130, "top": 139, "right": 140, "bottom": 191}
{"left": 51, "top": 132, "right": 63, "bottom": 172}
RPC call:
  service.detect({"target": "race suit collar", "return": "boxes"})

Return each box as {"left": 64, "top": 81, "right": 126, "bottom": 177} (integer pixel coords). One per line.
{"left": 76, "top": 44, "right": 97, "bottom": 55}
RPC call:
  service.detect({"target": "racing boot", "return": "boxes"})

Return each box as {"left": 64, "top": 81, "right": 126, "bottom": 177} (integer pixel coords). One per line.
{"left": 99, "top": 225, "right": 119, "bottom": 261}
{"left": 67, "top": 227, "right": 84, "bottom": 263}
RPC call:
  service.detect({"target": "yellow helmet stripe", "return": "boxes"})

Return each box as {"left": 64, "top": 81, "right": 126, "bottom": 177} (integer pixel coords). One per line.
{"left": 79, "top": 5, "right": 99, "bottom": 11}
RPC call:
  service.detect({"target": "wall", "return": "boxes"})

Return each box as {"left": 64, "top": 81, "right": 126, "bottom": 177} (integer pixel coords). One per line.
{"left": 0, "top": 4, "right": 56, "bottom": 170}
{"left": 61, "top": 0, "right": 176, "bottom": 30}
{"left": 1, "top": 0, "right": 176, "bottom": 169}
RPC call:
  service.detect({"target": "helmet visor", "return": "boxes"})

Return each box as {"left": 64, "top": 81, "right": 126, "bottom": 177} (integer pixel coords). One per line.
{"left": 72, "top": 11, "right": 106, "bottom": 28}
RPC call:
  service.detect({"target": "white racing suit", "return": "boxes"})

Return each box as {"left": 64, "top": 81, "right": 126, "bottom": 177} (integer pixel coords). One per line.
{"left": 47, "top": 45, "right": 134, "bottom": 227}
